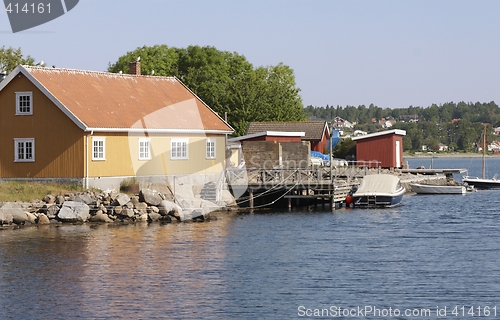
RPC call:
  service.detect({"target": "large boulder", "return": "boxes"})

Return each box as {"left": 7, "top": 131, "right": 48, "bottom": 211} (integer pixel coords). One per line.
{"left": 0, "top": 202, "right": 26, "bottom": 224}
{"left": 178, "top": 209, "right": 204, "bottom": 222}
{"left": 0, "top": 207, "right": 13, "bottom": 225}
{"left": 58, "top": 201, "right": 90, "bottom": 222}
{"left": 69, "top": 194, "right": 94, "bottom": 205}
{"left": 114, "top": 193, "right": 130, "bottom": 206}
{"left": 89, "top": 211, "right": 113, "bottom": 223}
{"left": 158, "top": 200, "right": 182, "bottom": 216}
{"left": 46, "top": 205, "right": 59, "bottom": 219}
{"left": 139, "top": 189, "right": 163, "bottom": 206}
{"left": 37, "top": 214, "right": 50, "bottom": 225}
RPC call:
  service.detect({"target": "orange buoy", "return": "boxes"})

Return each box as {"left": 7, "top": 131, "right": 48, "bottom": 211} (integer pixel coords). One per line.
{"left": 345, "top": 195, "right": 353, "bottom": 205}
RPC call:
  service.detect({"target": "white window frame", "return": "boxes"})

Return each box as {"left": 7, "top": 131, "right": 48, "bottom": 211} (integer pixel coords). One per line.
{"left": 92, "top": 137, "right": 106, "bottom": 161}
{"left": 14, "top": 138, "right": 35, "bottom": 162}
{"left": 16, "top": 91, "right": 33, "bottom": 115}
{"left": 206, "top": 138, "right": 216, "bottom": 159}
{"left": 171, "top": 138, "right": 188, "bottom": 160}
{"left": 138, "top": 138, "right": 151, "bottom": 160}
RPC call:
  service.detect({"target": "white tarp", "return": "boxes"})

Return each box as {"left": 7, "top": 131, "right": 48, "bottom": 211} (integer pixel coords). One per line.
{"left": 354, "top": 174, "right": 402, "bottom": 196}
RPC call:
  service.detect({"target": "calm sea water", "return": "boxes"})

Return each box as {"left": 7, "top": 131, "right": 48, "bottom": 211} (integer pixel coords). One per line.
{"left": 1, "top": 158, "right": 500, "bottom": 319}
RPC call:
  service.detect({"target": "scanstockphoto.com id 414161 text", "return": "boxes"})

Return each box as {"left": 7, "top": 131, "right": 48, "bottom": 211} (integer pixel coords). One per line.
{"left": 297, "top": 305, "right": 498, "bottom": 318}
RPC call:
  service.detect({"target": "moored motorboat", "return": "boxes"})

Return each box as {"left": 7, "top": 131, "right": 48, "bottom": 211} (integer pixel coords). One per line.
{"left": 462, "top": 175, "right": 500, "bottom": 189}
{"left": 410, "top": 183, "right": 466, "bottom": 194}
{"left": 352, "top": 174, "right": 405, "bottom": 208}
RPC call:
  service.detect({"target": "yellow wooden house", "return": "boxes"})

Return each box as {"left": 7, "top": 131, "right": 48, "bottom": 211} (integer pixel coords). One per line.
{"left": 0, "top": 64, "right": 233, "bottom": 190}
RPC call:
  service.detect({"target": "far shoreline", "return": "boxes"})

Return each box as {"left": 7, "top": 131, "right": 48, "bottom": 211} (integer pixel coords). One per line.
{"left": 404, "top": 152, "right": 500, "bottom": 159}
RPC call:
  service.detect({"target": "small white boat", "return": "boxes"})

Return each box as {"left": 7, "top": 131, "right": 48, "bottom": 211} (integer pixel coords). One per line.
{"left": 410, "top": 183, "right": 466, "bottom": 195}
{"left": 352, "top": 174, "right": 405, "bottom": 208}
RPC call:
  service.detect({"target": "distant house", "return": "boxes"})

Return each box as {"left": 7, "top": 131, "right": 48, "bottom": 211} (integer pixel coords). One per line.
{"left": 246, "top": 121, "right": 330, "bottom": 153}
{"left": 333, "top": 116, "right": 354, "bottom": 129}
{"left": 488, "top": 141, "right": 500, "bottom": 152}
{"left": 351, "top": 129, "right": 406, "bottom": 168}
{"left": 0, "top": 64, "right": 233, "bottom": 190}
{"left": 494, "top": 127, "right": 500, "bottom": 135}
{"left": 399, "top": 114, "right": 418, "bottom": 123}
{"left": 436, "top": 143, "right": 448, "bottom": 152}
{"left": 352, "top": 130, "right": 367, "bottom": 136}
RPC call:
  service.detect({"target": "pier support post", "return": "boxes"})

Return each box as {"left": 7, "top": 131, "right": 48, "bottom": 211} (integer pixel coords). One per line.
{"left": 330, "top": 182, "right": 335, "bottom": 210}
{"left": 249, "top": 188, "right": 254, "bottom": 209}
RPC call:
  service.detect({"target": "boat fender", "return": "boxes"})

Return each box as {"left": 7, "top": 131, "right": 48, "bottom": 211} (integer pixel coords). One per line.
{"left": 345, "top": 195, "right": 353, "bottom": 205}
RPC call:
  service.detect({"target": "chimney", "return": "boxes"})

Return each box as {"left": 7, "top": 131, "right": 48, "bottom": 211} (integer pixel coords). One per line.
{"left": 129, "top": 61, "right": 141, "bottom": 75}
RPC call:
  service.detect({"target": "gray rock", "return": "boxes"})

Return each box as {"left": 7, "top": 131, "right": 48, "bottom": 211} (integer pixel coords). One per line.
{"left": 130, "top": 196, "right": 140, "bottom": 206}
{"left": 38, "top": 214, "right": 50, "bottom": 225}
{"left": 178, "top": 209, "right": 204, "bottom": 222}
{"left": 148, "top": 212, "right": 161, "bottom": 222}
{"left": 135, "top": 202, "right": 148, "bottom": 210}
{"left": 43, "top": 194, "right": 56, "bottom": 204}
{"left": 89, "top": 211, "right": 112, "bottom": 223}
{"left": 58, "top": 201, "right": 90, "bottom": 222}
{"left": 0, "top": 210, "right": 13, "bottom": 225}
{"left": 148, "top": 206, "right": 159, "bottom": 214}
{"left": 115, "top": 193, "right": 130, "bottom": 206}
{"left": 136, "top": 213, "right": 148, "bottom": 222}
{"left": 113, "top": 206, "right": 122, "bottom": 215}
{"left": 26, "top": 212, "right": 37, "bottom": 223}
{"left": 46, "top": 205, "right": 59, "bottom": 219}
{"left": 69, "top": 194, "right": 94, "bottom": 205}
{"left": 0, "top": 202, "right": 26, "bottom": 224}
{"left": 124, "top": 208, "right": 135, "bottom": 218}
{"left": 139, "top": 189, "right": 162, "bottom": 206}
{"left": 158, "top": 200, "right": 182, "bottom": 216}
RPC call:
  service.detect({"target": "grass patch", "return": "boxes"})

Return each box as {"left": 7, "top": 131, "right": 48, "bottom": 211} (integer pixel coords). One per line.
{"left": 0, "top": 181, "right": 89, "bottom": 202}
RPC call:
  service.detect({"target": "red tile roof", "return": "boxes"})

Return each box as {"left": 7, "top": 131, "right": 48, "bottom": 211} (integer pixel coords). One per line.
{"left": 12, "top": 66, "right": 233, "bottom": 133}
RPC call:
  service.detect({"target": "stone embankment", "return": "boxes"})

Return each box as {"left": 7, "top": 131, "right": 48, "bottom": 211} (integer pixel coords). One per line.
{"left": 0, "top": 188, "right": 230, "bottom": 229}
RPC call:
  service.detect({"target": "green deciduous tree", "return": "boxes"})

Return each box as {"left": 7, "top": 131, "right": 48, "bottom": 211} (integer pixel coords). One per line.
{"left": 0, "top": 46, "right": 35, "bottom": 74}
{"left": 108, "top": 45, "right": 306, "bottom": 136}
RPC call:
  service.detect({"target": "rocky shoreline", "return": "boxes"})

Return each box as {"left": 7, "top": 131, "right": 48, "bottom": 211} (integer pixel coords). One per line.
{"left": 0, "top": 188, "right": 233, "bottom": 229}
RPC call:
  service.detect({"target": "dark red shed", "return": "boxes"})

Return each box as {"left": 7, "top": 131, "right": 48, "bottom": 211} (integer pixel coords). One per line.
{"left": 351, "top": 129, "right": 406, "bottom": 168}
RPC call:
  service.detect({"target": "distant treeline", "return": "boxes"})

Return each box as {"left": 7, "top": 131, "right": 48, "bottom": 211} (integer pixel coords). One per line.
{"left": 305, "top": 101, "right": 500, "bottom": 152}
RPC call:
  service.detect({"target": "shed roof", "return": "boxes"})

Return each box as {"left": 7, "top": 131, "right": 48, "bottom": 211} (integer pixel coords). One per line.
{"left": 351, "top": 129, "right": 406, "bottom": 141}
{"left": 246, "top": 121, "right": 329, "bottom": 141}
{"left": 227, "top": 131, "right": 305, "bottom": 142}
{"left": 0, "top": 65, "right": 233, "bottom": 134}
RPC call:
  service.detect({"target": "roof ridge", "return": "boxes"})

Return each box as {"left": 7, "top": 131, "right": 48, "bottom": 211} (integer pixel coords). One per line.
{"left": 22, "top": 65, "right": 177, "bottom": 80}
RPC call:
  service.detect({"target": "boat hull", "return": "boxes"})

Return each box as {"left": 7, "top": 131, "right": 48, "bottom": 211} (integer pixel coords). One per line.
{"left": 410, "top": 183, "right": 466, "bottom": 194}
{"left": 462, "top": 177, "right": 500, "bottom": 190}
{"left": 352, "top": 189, "right": 405, "bottom": 208}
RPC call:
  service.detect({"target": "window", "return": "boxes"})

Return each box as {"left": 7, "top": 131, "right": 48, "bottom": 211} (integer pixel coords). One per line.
{"left": 16, "top": 92, "right": 33, "bottom": 115}
{"left": 171, "top": 138, "right": 188, "bottom": 159}
{"left": 139, "top": 138, "right": 151, "bottom": 160}
{"left": 14, "top": 138, "right": 34, "bottom": 162}
{"left": 206, "top": 138, "right": 216, "bottom": 159}
{"left": 92, "top": 137, "right": 105, "bottom": 160}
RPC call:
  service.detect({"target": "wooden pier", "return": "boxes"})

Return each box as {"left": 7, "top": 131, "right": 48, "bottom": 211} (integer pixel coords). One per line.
{"left": 227, "top": 166, "right": 368, "bottom": 209}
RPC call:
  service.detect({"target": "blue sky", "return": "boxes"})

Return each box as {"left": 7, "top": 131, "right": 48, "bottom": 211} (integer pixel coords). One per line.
{"left": 2, "top": 0, "right": 500, "bottom": 109}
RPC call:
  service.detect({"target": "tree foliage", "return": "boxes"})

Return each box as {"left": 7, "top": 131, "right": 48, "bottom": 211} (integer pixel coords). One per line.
{"left": 109, "top": 45, "right": 306, "bottom": 136}
{"left": 0, "top": 46, "right": 35, "bottom": 74}
{"left": 333, "top": 138, "right": 356, "bottom": 159}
